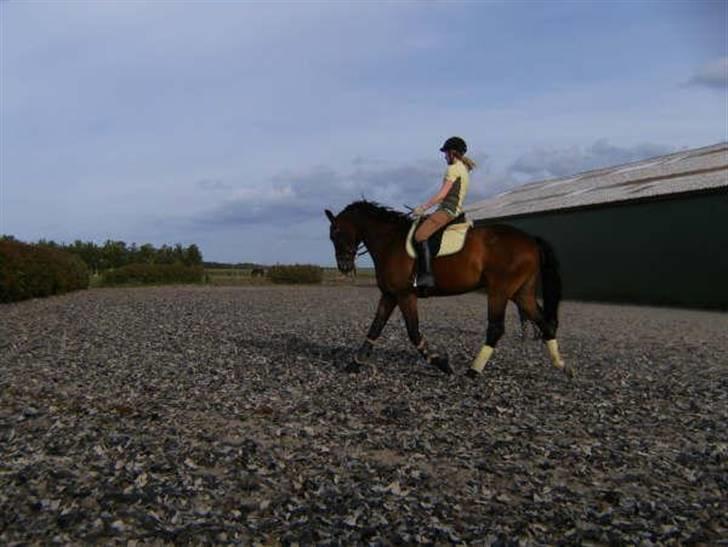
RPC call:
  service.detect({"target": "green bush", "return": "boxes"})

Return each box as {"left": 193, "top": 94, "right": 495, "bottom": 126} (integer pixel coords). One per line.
{"left": 267, "top": 264, "right": 323, "bottom": 284}
{"left": 0, "top": 240, "right": 90, "bottom": 303}
{"left": 100, "top": 263, "right": 205, "bottom": 286}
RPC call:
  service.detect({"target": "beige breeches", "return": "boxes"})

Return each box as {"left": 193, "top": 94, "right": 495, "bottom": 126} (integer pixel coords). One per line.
{"left": 414, "top": 210, "right": 454, "bottom": 242}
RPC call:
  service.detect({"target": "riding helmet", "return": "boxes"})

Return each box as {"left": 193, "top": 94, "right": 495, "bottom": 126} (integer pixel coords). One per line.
{"left": 440, "top": 136, "right": 467, "bottom": 154}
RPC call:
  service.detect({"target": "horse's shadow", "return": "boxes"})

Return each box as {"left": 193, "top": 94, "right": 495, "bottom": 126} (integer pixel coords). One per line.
{"left": 235, "top": 333, "right": 425, "bottom": 373}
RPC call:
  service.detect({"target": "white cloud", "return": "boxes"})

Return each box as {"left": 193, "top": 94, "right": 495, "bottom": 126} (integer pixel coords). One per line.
{"left": 197, "top": 179, "right": 231, "bottom": 192}
{"left": 509, "top": 139, "right": 676, "bottom": 180}
{"left": 687, "top": 57, "right": 728, "bottom": 90}
{"left": 193, "top": 158, "right": 448, "bottom": 228}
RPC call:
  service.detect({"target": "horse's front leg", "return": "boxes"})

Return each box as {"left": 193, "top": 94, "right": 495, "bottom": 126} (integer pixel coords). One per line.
{"left": 397, "top": 292, "right": 453, "bottom": 375}
{"left": 347, "top": 292, "right": 397, "bottom": 372}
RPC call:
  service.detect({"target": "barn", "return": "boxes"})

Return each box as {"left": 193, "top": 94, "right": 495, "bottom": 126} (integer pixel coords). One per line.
{"left": 466, "top": 142, "right": 728, "bottom": 309}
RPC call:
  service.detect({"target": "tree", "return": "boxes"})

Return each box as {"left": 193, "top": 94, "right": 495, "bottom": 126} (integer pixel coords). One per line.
{"left": 101, "top": 240, "right": 128, "bottom": 269}
{"left": 184, "top": 244, "right": 203, "bottom": 266}
{"left": 139, "top": 243, "right": 156, "bottom": 264}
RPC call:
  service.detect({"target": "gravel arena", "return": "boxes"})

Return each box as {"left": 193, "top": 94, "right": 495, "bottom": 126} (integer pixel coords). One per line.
{"left": 1, "top": 286, "right": 726, "bottom": 545}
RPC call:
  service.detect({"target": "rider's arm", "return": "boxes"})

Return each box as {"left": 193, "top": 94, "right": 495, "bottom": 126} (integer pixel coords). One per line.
{"left": 421, "top": 178, "right": 455, "bottom": 210}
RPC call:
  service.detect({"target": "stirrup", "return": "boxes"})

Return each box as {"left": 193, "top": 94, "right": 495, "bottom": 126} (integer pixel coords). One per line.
{"left": 415, "top": 273, "right": 435, "bottom": 289}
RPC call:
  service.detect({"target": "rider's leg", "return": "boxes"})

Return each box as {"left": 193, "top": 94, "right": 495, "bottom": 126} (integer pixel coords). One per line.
{"left": 413, "top": 211, "right": 452, "bottom": 289}
{"left": 413, "top": 240, "right": 434, "bottom": 288}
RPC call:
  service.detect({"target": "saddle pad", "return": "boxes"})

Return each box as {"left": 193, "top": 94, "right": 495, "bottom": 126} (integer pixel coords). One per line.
{"left": 406, "top": 218, "right": 473, "bottom": 258}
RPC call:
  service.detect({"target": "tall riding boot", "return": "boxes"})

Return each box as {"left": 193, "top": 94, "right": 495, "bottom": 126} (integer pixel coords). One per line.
{"left": 415, "top": 240, "right": 435, "bottom": 290}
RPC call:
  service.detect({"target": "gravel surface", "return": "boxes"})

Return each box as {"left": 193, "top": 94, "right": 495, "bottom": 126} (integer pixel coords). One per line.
{"left": 1, "top": 286, "right": 727, "bottom": 545}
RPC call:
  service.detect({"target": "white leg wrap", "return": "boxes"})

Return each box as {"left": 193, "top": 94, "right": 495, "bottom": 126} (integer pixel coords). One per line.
{"left": 470, "top": 345, "right": 494, "bottom": 374}
{"left": 546, "top": 339, "right": 565, "bottom": 369}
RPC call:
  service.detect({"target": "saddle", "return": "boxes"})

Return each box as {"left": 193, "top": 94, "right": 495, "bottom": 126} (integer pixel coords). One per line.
{"left": 406, "top": 213, "right": 473, "bottom": 258}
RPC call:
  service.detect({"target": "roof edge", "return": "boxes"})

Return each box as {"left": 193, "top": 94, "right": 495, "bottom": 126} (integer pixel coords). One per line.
{"left": 471, "top": 185, "right": 728, "bottom": 224}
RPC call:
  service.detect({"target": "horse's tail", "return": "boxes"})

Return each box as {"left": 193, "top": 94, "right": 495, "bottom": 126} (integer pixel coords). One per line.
{"left": 534, "top": 236, "right": 562, "bottom": 333}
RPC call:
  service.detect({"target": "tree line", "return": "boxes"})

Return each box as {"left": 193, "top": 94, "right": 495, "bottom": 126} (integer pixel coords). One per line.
{"left": 0, "top": 235, "right": 203, "bottom": 273}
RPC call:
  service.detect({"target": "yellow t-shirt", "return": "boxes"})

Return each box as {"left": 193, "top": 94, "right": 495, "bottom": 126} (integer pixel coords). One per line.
{"left": 439, "top": 160, "right": 469, "bottom": 216}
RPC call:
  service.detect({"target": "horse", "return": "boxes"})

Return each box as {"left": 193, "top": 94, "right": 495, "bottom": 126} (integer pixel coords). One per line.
{"left": 324, "top": 200, "right": 573, "bottom": 377}
{"left": 250, "top": 267, "right": 265, "bottom": 277}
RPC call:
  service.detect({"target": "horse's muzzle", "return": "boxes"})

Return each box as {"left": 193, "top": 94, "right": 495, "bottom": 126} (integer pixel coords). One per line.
{"left": 336, "top": 253, "right": 355, "bottom": 274}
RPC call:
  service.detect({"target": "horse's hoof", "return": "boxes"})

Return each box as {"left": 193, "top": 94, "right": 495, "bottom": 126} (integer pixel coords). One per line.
{"left": 564, "top": 365, "right": 576, "bottom": 378}
{"left": 345, "top": 360, "right": 363, "bottom": 373}
{"left": 465, "top": 368, "right": 481, "bottom": 379}
{"left": 431, "top": 355, "right": 453, "bottom": 375}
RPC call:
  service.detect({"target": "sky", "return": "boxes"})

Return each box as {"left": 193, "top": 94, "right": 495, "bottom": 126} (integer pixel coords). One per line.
{"left": 1, "top": 0, "right": 726, "bottom": 265}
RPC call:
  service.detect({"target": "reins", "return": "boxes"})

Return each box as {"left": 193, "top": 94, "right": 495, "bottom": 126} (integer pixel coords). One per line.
{"left": 355, "top": 243, "right": 369, "bottom": 258}
{"left": 336, "top": 200, "right": 416, "bottom": 276}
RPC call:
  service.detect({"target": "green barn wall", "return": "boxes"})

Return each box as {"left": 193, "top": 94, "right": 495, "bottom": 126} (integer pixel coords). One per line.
{"left": 476, "top": 191, "right": 728, "bottom": 309}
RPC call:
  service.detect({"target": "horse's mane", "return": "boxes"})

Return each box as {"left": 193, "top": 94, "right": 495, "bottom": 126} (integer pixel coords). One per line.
{"left": 340, "top": 200, "right": 411, "bottom": 227}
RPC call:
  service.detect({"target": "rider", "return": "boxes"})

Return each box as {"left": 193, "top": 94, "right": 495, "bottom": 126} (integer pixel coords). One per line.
{"left": 413, "top": 136, "right": 476, "bottom": 289}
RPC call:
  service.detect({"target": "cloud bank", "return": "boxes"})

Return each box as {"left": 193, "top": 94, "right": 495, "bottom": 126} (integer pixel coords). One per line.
{"left": 193, "top": 140, "right": 674, "bottom": 232}
{"left": 509, "top": 140, "right": 676, "bottom": 181}
{"left": 688, "top": 57, "right": 728, "bottom": 90}
{"left": 194, "top": 158, "right": 445, "bottom": 227}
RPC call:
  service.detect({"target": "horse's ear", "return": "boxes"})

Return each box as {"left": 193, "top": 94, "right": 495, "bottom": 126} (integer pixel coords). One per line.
{"left": 325, "top": 209, "right": 336, "bottom": 224}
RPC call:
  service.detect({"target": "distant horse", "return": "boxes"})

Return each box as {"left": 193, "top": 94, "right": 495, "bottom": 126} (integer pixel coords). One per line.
{"left": 251, "top": 268, "right": 265, "bottom": 277}
{"left": 325, "top": 200, "right": 572, "bottom": 377}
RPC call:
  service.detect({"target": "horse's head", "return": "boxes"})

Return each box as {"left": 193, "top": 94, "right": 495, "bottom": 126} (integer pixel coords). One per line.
{"left": 325, "top": 208, "right": 360, "bottom": 274}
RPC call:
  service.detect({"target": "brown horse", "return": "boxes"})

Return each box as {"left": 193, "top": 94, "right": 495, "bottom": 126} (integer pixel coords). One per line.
{"left": 325, "top": 200, "right": 572, "bottom": 377}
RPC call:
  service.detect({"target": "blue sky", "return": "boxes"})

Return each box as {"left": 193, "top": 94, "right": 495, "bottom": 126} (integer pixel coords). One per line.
{"left": 1, "top": 0, "right": 726, "bottom": 264}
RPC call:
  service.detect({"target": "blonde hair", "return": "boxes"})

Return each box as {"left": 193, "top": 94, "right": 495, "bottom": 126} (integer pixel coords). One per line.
{"left": 453, "top": 151, "right": 476, "bottom": 171}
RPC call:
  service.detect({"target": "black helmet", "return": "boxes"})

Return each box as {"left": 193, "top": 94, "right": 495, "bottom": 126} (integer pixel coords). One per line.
{"left": 440, "top": 136, "right": 467, "bottom": 154}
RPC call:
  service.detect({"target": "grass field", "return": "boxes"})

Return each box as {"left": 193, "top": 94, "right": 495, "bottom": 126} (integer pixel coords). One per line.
{"left": 204, "top": 267, "right": 377, "bottom": 286}
{"left": 87, "top": 267, "right": 378, "bottom": 288}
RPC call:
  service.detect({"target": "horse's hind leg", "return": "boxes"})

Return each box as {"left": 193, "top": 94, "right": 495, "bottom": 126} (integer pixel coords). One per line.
{"left": 514, "top": 280, "right": 568, "bottom": 373}
{"left": 468, "top": 289, "right": 508, "bottom": 376}
{"left": 517, "top": 304, "right": 528, "bottom": 341}
{"left": 516, "top": 304, "right": 540, "bottom": 341}
{"left": 349, "top": 292, "right": 397, "bottom": 372}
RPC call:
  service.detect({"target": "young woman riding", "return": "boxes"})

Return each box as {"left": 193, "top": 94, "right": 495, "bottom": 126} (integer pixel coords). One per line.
{"left": 412, "top": 136, "right": 476, "bottom": 289}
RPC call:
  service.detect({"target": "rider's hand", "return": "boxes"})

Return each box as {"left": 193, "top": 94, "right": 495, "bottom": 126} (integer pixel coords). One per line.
{"left": 413, "top": 205, "right": 427, "bottom": 217}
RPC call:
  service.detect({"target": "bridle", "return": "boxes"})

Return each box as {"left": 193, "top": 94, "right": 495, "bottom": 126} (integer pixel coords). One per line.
{"left": 331, "top": 226, "right": 368, "bottom": 273}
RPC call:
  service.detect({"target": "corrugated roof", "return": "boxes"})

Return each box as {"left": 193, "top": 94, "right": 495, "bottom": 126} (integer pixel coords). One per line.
{"left": 466, "top": 142, "right": 728, "bottom": 221}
